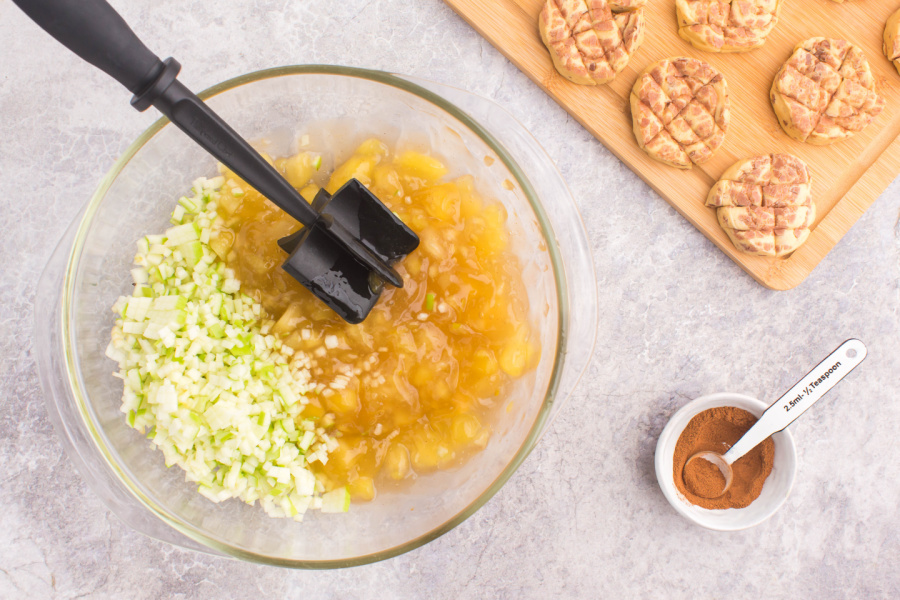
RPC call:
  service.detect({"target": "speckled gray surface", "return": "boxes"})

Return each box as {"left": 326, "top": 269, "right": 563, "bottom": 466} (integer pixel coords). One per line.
{"left": 1, "top": 0, "right": 898, "bottom": 597}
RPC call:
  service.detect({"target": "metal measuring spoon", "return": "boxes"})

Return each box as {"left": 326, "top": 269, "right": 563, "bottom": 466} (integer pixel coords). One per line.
{"left": 685, "top": 339, "right": 867, "bottom": 498}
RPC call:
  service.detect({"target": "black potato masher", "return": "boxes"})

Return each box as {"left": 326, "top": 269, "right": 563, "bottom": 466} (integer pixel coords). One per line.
{"left": 13, "top": 0, "right": 419, "bottom": 324}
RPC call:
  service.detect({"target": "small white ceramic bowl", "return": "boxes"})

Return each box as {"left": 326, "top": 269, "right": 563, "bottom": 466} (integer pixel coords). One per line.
{"left": 655, "top": 392, "right": 797, "bottom": 531}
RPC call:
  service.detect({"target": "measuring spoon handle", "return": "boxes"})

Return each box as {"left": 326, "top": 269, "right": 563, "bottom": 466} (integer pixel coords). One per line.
{"left": 723, "top": 339, "right": 867, "bottom": 465}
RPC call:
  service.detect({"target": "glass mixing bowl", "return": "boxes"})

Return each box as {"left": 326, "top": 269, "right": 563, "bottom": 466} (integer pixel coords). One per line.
{"left": 34, "top": 65, "right": 597, "bottom": 568}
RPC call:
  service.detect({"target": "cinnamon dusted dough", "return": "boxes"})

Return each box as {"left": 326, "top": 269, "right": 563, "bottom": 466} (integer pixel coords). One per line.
{"left": 770, "top": 38, "right": 884, "bottom": 145}
{"left": 706, "top": 154, "right": 815, "bottom": 257}
{"left": 676, "top": 0, "right": 784, "bottom": 53}
{"left": 539, "top": 0, "right": 646, "bottom": 85}
{"left": 630, "top": 56, "right": 730, "bottom": 169}
{"left": 884, "top": 9, "right": 900, "bottom": 76}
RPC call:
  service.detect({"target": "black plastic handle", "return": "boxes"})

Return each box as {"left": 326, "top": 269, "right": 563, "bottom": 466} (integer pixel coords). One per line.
{"left": 12, "top": 0, "right": 320, "bottom": 228}
{"left": 12, "top": 0, "right": 163, "bottom": 95}
{"left": 154, "top": 76, "right": 321, "bottom": 227}
{"left": 13, "top": 0, "right": 404, "bottom": 288}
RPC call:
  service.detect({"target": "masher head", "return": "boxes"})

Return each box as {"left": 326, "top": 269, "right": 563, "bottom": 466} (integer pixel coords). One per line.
{"left": 278, "top": 179, "right": 419, "bottom": 323}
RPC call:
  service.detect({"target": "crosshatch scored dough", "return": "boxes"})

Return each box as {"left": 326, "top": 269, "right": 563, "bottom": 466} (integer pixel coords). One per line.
{"left": 884, "top": 9, "right": 900, "bottom": 76}
{"left": 539, "top": 0, "right": 647, "bottom": 85}
{"left": 630, "top": 56, "right": 730, "bottom": 169}
{"left": 770, "top": 37, "right": 885, "bottom": 145}
{"left": 676, "top": 0, "right": 784, "bottom": 53}
{"left": 706, "top": 154, "right": 816, "bottom": 257}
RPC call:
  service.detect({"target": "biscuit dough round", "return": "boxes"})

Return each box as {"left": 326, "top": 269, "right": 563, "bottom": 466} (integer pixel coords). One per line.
{"left": 884, "top": 9, "right": 900, "bottom": 76}
{"left": 676, "top": 0, "right": 784, "bottom": 53}
{"left": 770, "top": 38, "right": 885, "bottom": 145}
{"left": 706, "top": 154, "right": 815, "bottom": 257}
{"left": 630, "top": 56, "right": 729, "bottom": 169}
{"left": 539, "top": 0, "right": 646, "bottom": 85}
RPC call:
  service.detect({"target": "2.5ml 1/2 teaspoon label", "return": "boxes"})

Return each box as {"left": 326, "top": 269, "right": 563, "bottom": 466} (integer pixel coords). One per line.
{"left": 783, "top": 359, "right": 845, "bottom": 413}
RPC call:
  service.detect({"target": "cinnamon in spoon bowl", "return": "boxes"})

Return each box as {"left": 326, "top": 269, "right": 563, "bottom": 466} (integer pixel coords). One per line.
{"left": 683, "top": 453, "right": 729, "bottom": 499}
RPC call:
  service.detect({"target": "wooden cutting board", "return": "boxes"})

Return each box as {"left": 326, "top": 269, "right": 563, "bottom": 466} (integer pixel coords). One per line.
{"left": 443, "top": 0, "right": 900, "bottom": 289}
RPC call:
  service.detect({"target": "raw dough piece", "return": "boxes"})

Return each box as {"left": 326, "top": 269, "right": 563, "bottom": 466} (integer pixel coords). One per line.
{"left": 706, "top": 154, "right": 815, "bottom": 257}
{"left": 630, "top": 56, "right": 730, "bottom": 169}
{"left": 539, "top": 0, "right": 646, "bottom": 85}
{"left": 676, "top": 0, "right": 784, "bottom": 53}
{"left": 770, "top": 37, "right": 884, "bottom": 145}
{"left": 884, "top": 9, "right": 900, "bottom": 76}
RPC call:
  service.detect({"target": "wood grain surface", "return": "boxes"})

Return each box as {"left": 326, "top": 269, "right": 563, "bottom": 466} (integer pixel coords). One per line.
{"left": 443, "top": 0, "right": 900, "bottom": 289}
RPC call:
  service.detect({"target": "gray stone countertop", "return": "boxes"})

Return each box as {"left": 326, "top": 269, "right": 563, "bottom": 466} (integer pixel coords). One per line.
{"left": 1, "top": 0, "right": 898, "bottom": 597}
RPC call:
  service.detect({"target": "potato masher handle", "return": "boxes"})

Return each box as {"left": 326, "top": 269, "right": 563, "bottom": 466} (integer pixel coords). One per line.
{"left": 12, "top": 0, "right": 405, "bottom": 288}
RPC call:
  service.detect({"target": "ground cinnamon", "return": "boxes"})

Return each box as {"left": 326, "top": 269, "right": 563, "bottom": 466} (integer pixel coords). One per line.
{"left": 684, "top": 455, "right": 727, "bottom": 499}
{"left": 673, "top": 406, "right": 774, "bottom": 509}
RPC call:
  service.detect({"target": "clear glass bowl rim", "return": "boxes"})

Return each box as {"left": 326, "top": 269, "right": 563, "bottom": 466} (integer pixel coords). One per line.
{"left": 59, "top": 64, "right": 583, "bottom": 568}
